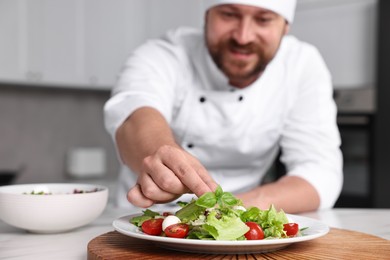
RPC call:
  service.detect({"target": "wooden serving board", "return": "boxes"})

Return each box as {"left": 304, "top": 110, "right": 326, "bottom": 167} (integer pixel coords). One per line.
{"left": 87, "top": 228, "right": 390, "bottom": 259}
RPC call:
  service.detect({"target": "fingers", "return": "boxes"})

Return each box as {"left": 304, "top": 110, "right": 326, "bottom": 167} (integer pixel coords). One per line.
{"left": 142, "top": 155, "right": 189, "bottom": 195}
{"left": 128, "top": 160, "right": 186, "bottom": 207}
{"left": 161, "top": 146, "right": 218, "bottom": 197}
{"left": 189, "top": 162, "right": 219, "bottom": 193}
{"left": 128, "top": 145, "right": 218, "bottom": 207}
{"left": 167, "top": 163, "right": 202, "bottom": 193}
{"left": 127, "top": 184, "right": 154, "bottom": 208}
{"left": 137, "top": 171, "right": 183, "bottom": 201}
{"left": 127, "top": 182, "right": 182, "bottom": 208}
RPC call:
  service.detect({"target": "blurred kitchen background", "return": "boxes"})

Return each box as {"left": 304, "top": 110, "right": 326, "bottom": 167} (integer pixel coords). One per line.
{"left": 1, "top": 0, "right": 389, "bottom": 208}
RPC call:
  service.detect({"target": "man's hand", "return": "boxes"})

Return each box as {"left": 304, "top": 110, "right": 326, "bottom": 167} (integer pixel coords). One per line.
{"left": 127, "top": 145, "right": 218, "bottom": 208}
{"left": 115, "top": 107, "right": 218, "bottom": 208}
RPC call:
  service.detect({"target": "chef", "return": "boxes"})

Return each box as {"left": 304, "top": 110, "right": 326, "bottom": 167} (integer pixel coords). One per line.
{"left": 104, "top": 0, "right": 343, "bottom": 213}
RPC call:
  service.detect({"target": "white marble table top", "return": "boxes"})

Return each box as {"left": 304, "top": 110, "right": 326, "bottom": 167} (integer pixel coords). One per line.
{"left": 1, "top": 206, "right": 389, "bottom": 260}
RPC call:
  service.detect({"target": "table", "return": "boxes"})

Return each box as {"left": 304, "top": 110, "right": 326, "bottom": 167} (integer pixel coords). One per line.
{"left": 1, "top": 206, "right": 390, "bottom": 260}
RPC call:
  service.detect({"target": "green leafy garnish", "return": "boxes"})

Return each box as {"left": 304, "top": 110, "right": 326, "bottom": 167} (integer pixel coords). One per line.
{"left": 176, "top": 201, "right": 189, "bottom": 207}
{"left": 175, "top": 199, "right": 205, "bottom": 222}
{"left": 195, "top": 191, "right": 217, "bottom": 208}
{"left": 130, "top": 209, "right": 160, "bottom": 227}
{"left": 196, "top": 186, "right": 240, "bottom": 208}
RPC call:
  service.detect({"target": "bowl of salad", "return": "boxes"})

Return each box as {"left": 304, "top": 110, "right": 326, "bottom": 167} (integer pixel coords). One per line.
{"left": 0, "top": 183, "right": 108, "bottom": 233}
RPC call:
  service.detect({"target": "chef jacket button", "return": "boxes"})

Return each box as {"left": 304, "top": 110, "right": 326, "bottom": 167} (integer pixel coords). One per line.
{"left": 187, "top": 143, "right": 194, "bottom": 149}
{"left": 199, "top": 96, "right": 206, "bottom": 103}
{"left": 238, "top": 95, "right": 244, "bottom": 102}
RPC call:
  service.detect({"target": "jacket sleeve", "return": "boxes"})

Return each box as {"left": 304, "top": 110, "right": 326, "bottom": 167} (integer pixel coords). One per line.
{"left": 280, "top": 43, "right": 343, "bottom": 210}
{"left": 103, "top": 36, "right": 185, "bottom": 142}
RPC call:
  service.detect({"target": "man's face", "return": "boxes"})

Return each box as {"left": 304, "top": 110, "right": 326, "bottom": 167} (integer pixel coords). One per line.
{"left": 205, "top": 4, "right": 289, "bottom": 88}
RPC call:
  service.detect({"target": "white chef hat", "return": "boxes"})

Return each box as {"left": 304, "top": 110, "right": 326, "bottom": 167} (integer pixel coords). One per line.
{"left": 203, "top": 0, "right": 297, "bottom": 24}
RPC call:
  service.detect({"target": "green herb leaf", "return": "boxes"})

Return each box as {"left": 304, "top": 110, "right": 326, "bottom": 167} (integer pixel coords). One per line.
{"left": 196, "top": 191, "right": 217, "bottom": 208}
{"left": 129, "top": 209, "right": 161, "bottom": 227}
{"left": 130, "top": 215, "right": 152, "bottom": 227}
{"left": 176, "top": 201, "right": 189, "bottom": 207}
{"left": 214, "top": 186, "right": 223, "bottom": 198}
{"left": 220, "top": 192, "right": 239, "bottom": 207}
{"left": 240, "top": 206, "right": 262, "bottom": 222}
{"left": 142, "top": 209, "right": 160, "bottom": 217}
{"left": 176, "top": 200, "right": 205, "bottom": 222}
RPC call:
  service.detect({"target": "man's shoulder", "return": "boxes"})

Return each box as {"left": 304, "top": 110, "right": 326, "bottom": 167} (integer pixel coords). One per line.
{"left": 281, "top": 35, "right": 325, "bottom": 60}
{"left": 162, "top": 27, "right": 204, "bottom": 56}
{"left": 147, "top": 26, "right": 203, "bottom": 53}
{"left": 277, "top": 35, "right": 326, "bottom": 70}
{"left": 163, "top": 26, "right": 203, "bottom": 44}
{"left": 281, "top": 35, "right": 320, "bottom": 55}
{"left": 134, "top": 26, "right": 203, "bottom": 64}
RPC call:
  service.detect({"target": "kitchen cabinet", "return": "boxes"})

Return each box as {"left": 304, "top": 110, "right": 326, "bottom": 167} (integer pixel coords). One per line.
{"left": 0, "top": 0, "right": 85, "bottom": 87}
{"left": 0, "top": 0, "right": 25, "bottom": 82}
{"left": 290, "top": 0, "right": 377, "bottom": 89}
{"left": 84, "top": 0, "right": 203, "bottom": 88}
{"left": 0, "top": 0, "right": 203, "bottom": 89}
{"left": 146, "top": 0, "right": 204, "bottom": 39}
{"left": 83, "top": 0, "right": 149, "bottom": 88}
{"left": 25, "top": 0, "right": 85, "bottom": 86}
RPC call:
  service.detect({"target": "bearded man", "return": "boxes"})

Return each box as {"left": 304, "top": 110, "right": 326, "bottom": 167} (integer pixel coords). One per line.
{"left": 104, "top": 0, "right": 343, "bottom": 213}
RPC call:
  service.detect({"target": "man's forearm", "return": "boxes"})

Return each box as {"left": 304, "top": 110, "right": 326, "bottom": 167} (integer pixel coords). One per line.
{"left": 236, "top": 176, "right": 320, "bottom": 214}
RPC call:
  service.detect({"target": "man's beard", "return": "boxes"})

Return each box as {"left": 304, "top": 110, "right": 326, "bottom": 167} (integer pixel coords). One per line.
{"left": 208, "top": 38, "right": 273, "bottom": 83}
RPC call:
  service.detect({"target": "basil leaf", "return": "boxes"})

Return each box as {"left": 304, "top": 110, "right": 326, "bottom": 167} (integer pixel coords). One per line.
{"left": 196, "top": 191, "right": 217, "bottom": 208}
{"left": 214, "top": 186, "right": 223, "bottom": 199}
{"left": 220, "top": 192, "right": 239, "bottom": 207}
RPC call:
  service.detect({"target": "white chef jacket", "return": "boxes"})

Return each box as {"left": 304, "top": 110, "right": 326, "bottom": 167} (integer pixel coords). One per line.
{"left": 104, "top": 27, "right": 343, "bottom": 210}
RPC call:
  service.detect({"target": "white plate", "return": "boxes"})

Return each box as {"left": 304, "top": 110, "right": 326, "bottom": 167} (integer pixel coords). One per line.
{"left": 112, "top": 214, "right": 329, "bottom": 254}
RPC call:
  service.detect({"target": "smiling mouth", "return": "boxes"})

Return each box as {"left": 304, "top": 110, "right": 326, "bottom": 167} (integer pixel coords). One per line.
{"left": 231, "top": 47, "right": 253, "bottom": 55}
{"left": 229, "top": 48, "right": 256, "bottom": 61}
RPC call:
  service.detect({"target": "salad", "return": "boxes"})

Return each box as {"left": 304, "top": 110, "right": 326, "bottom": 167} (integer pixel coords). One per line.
{"left": 130, "top": 186, "right": 305, "bottom": 241}
{"left": 24, "top": 188, "right": 101, "bottom": 195}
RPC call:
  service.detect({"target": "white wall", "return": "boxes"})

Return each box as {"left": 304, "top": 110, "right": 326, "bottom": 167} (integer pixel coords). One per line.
{"left": 291, "top": 0, "right": 378, "bottom": 89}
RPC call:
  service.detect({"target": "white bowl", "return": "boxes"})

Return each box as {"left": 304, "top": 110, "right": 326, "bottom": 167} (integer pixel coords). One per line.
{"left": 0, "top": 183, "right": 108, "bottom": 233}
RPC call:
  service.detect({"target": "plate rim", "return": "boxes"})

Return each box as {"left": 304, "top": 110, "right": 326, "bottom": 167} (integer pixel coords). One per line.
{"left": 112, "top": 213, "right": 329, "bottom": 247}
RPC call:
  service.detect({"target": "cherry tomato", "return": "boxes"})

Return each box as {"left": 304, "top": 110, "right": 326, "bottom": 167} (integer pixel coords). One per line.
{"left": 283, "top": 223, "right": 299, "bottom": 236}
{"left": 141, "top": 218, "right": 164, "bottom": 236}
{"left": 164, "top": 223, "right": 190, "bottom": 238}
{"left": 244, "top": 222, "right": 264, "bottom": 240}
{"left": 162, "top": 212, "right": 173, "bottom": 216}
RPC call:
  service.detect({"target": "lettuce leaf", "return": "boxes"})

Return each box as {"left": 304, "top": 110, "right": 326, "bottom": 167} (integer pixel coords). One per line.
{"left": 203, "top": 210, "right": 249, "bottom": 240}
